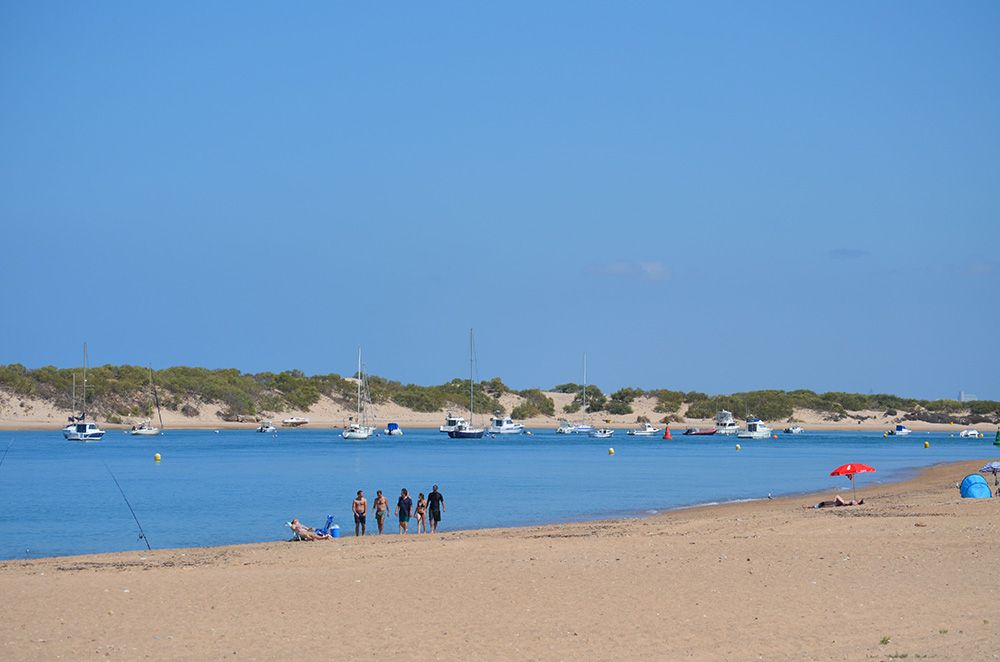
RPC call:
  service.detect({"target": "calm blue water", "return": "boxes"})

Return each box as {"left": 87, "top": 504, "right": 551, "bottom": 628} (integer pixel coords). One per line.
{"left": 0, "top": 428, "right": 995, "bottom": 560}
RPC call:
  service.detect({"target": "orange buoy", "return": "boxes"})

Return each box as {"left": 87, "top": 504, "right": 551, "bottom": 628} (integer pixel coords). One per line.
{"left": 663, "top": 426, "right": 672, "bottom": 440}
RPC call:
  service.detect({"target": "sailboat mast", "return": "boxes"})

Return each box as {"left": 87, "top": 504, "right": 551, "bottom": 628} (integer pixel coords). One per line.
{"left": 583, "top": 353, "right": 587, "bottom": 415}
{"left": 150, "top": 367, "right": 164, "bottom": 431}
{"left": 469, "top": 329, "right": 475, "bottom": 422}
{"left": 71, "top": 373, "right": 76, "bottom": 416}
{"left": 82, "top": 342, "right": 88, "bottom": 421}
{"left": 356, "top": 347, "right": 362, "bottom": 421}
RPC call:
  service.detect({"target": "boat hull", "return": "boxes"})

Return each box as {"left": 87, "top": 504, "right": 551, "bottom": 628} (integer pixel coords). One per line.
{"left": 683, "top": 428, "right": 717, "bottom": 436}
{"left": 129, "top": 429, "right": 160, "bottom": 436}
{"left": 448, "top": 429, "right": 484, "bottom": 439}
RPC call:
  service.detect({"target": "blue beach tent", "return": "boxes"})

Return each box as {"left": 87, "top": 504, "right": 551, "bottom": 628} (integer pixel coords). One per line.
{"left": 959, "top": 474, "right": 992, "bottom": 499}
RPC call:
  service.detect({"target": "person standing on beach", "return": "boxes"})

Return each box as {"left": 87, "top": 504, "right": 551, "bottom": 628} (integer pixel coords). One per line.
{"left": 352, "top": 490, "right": 368, "bottom": 536}
{"left": 373, "top": 490, "right": 389, "bottom": 534}
{"left": 427, "top": 484, "right": 445, "bottom": 532}
{"left": 396, "top": 488, "right": 412, "bottom": 535}
{"left": 415, "top": 492, "right": 428, "bottom": 534}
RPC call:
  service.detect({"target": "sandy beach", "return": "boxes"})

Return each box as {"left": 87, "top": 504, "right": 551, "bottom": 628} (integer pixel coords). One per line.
{"left": 1, "top": 459, "right": 997, "bottom": 660}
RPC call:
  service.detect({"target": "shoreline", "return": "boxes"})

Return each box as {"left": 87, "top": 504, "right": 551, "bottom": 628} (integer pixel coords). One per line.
{"left": 1, "top": 459, "right": 996, "bottom": 660}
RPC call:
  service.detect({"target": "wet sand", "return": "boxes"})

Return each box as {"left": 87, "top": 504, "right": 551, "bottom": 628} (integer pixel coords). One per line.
{"left": 1, "top": 460, "right": 997, "bottom": 660}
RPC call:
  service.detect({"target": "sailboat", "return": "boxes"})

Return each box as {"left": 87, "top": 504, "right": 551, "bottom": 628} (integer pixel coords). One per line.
{"left": 556, "top": 354, "right": 594, "bottom": 434}
{"left": 129, "top": 367, "right": 164, "bottom": 436}
{"left": 342, "top": 347, "right": 376, "bottom": 439}
{"left": 448, "top": 329, "right": 485, "bottom": 439}
{"left": 63, "top": 343, "right": 105, "bottom": 442}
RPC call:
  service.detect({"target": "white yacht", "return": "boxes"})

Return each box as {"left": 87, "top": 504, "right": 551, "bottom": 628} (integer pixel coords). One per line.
{"left": 626, "top": 422, "right": 662, "bottom": 436}
{"left": 556, "top": 419, "right": 593, "bottom": 434}
{"left": 589, "top": 428, "right": 615, "bottom": 439}
{"left": 737, "top": 417, "right": 772, "bottom": 439}
{"left": 959, "top": 428, "right": 982, "bottom": 438}
{"left": 439, "top": 412, "right": 467, "bottom": 434}
{"left": 65, "top": 421, "right": 106, "bottom": 442}
{"left": 447, "top": 330, "right": 485, "bottom": 439}
{"left": 282, "top": 417, "right": 309, "bottom": 427}
{"left": 488, "top": 413, "right": 524, "bottom": 435}
{"left": 783, "top": 426, "right": 804, "bottom": 435}
{"left": 886, "top": 424, "right": 911, "bottom": 436}
{"left": 62, "top": 343, "right": 105, "bottom": 442}
{"left": 715, "top": 410, "right": 740, "bottom": 435}
{"left": 256, "top": 420, "right": 277, "bottom": 433}
{"left": 342, "top": 347, "right": 376, "bottom": 440}
{"left": 129, "top": 420, "right": 160, "bottom": 436}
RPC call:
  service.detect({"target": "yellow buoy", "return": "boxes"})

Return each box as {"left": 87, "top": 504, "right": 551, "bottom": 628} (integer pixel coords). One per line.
{"left": 923, "top": 441, "right": 930, "bottom": 449}
{"left": 608, "top": 447, "right": 615, "bottom": 456}
{"left": 154, "top": 453, "right": 161, "bottom": 462}
{"left": 735, "top": 444, "right": 742, "bottom": 451}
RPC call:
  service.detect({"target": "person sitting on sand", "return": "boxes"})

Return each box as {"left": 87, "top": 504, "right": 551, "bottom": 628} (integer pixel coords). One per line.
{"left": 290, "top": 518, "right": 331, "bottom": 541}
{"left": 812, "top": 495, "right": 864, "bottom": 509}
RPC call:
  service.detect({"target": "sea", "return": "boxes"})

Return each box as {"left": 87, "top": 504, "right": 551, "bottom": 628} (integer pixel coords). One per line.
{"left": 0, "top": 427, "right": 995, "bottom": 560}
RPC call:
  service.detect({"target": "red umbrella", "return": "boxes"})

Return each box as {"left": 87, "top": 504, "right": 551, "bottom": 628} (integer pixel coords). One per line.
{"left": 829, "top": 463, "right": 876, "bottom": 502}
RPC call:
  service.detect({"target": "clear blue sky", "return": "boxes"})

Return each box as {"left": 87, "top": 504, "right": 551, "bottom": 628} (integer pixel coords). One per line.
{"left": 1, "top": 2, "right": 998, "bottom": 399}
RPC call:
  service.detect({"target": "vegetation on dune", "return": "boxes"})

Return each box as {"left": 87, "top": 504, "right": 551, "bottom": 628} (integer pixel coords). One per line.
{"left": 0, "top": 363, "right": 997, "bottom": 424}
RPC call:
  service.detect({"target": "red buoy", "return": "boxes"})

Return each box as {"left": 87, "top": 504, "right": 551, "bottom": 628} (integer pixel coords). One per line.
{"left": 663, "top": 426, "right": 672, "bottom": 440}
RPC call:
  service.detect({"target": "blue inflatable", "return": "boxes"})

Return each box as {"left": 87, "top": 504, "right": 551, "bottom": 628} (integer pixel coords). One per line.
{"left": 959, "top": 474, "right": 992, "bottom": 499}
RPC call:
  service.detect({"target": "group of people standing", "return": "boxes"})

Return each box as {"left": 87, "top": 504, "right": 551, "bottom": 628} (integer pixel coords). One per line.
{"left": 352, "top": 484, "right": 446, "bottom": 536}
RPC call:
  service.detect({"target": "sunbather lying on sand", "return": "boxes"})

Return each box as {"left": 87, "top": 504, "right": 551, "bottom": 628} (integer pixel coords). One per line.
{"left": 812, "top": 495, "right": 864, "bottom": 509}
{"left": 290, "top": 518, "right": 331, "bottom": 541}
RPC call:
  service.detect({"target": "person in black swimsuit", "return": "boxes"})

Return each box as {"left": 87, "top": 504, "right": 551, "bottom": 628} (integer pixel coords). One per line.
{"left": 427, "top": 484, "right": 445, "bottom": 532}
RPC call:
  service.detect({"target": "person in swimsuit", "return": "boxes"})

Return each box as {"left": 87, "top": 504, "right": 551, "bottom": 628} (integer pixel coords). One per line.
{"left": 415, "top": 493, "right": 428, "bottom": 534}
{"left": 352, "top": 490, "right": 368, "bottom": 536}
{"left": 290, "top": 518, "right": 331, "bottom": 541}
{"left": 396, "top": 488, "right": 412, "bottom": 535}
{"left": 373, "top": 490, "right": 389, "bottom": 534}
{"left": 427, "top": 484, "right": 445, "bottom": 532}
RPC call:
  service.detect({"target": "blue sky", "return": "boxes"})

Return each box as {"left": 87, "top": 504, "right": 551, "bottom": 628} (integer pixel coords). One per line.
{"left": 1, "top": 2, "right": 998, "bottom": 399}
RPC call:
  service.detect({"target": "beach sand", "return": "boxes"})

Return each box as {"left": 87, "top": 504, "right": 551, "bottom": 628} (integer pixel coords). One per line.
{"left": 1, "top": 460, "right": 997, "bottom": 660}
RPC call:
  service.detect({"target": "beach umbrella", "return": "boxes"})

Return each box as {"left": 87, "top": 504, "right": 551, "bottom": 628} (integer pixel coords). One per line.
{"left": 980, "top": 461, "right": 1000, "bottom": 489}
{"left": 829, "top": 463, "right": 876, "bottom": 502}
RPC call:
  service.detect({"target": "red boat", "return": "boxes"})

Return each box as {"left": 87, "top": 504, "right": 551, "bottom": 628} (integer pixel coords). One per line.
{"left": 683, "top": 427, "right": 717, "bottom": 436}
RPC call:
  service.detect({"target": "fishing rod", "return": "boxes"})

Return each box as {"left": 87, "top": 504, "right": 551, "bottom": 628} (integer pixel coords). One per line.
{"left": 104, "top": 464, "right": 152, "bottom": 551}
{"left": 0, "top": 438, "right": 13, "bottom": 472}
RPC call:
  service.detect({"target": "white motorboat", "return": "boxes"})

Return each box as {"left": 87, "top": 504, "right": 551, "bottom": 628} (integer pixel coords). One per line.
{"left": 959, "top": 429, "right": 983, "bottom": 438}
{"left": 129, "top": 420, "right": 160, "bottom": 436}
{"left": 256, "top": 421, "right": 277, "bottom": 433}
{"left": 385, "top": 422, "right": 403, "bottom": 436}
{"left": 448, "top": 329, "right": 485, "bottom": 439}
{"left": 342, "top": 347, "right": 376, "bottom": 440}
{"left": 737, "top": 417, "right": 772, "bottom": 439}
{"left": 488, "top": 413, "right": 524, "bottom": 435}
{"left": 715, "top": 410, "right": 740, "bottom": 435}
{"left": 62, "top": 343, "right": 105, "bottom": 442}
{"left": 589, "top": 428, "right": 615, "bottom": 439}
{"left": 783, "top": 426, "right": 804, "bottom": 435}
{"left": 282, "top": 417, "right": 309, "bottom": 427}
{"left": 65, "top": 421, "right": 106, "bottom": 442}
{"left": 556, "top": 419, "right": 593, "bottom": 434}
{"left": 439, "top": 412, "right": 467, "bottom": 434}
{"left": 886, "top": 424, "right": 911, "bottom": 436}
{"left": 626, "top": 422, "right": 662, "bottom": 436}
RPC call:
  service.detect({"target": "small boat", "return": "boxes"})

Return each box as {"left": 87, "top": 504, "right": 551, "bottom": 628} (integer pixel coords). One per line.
{"left": 683, "top": 427, "right": 717, "bottom": 436}
{"left": 737, "top": 417, "right": 772, "bottom": 439}
{"left": 341, "top": 347, "right": 375, "bottom": 440}
{"left": 588, "top": 428, "right": 615, "bottom": 438}
{"left": 129, "top": 367, "right": 164, "bottom": 436}
{"left": 439, "top": 412, "right": 467, "bottom": 434}
{"left": 556, "top": 419, "right": 575, "bottom": 434}
{"left": 256, "top": 420, "right": 277, "bottom": 433}
{"left": 385, "top": 422, "right": 403, "bottom": 436}
{"left": 714, "top": 410, "right": 740, "bottom": 435}
{"left": 783, "top": 426, "right": 804, "bottom": 435}
{"left": 63, "top": 343, "right": 105, "bottom": 442}
{"left": 959, "top": 429, "right": 983, "bottom": 438}
{"left": 65, "top": 421, "right": 106, "bottom": 442}
{"left": 282, "top": 417, "right": 309, "bottom": 427}
{"left": 556, "top": 355, "right": 595, "bottom": 435}
{"left": 488, "top": 413, "right": 524, "bottom": 435}
{"left": 886, "top": 424, "right": 911, "bottom": 436}
{"left": 129, "top": 421, "right": 160, "bottom": 436}
{"left": 447, "top": 329, "right": 485, "bottom": 439}
{"left": 626, "top": 422, "right": 662, "bottom": 436}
